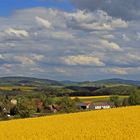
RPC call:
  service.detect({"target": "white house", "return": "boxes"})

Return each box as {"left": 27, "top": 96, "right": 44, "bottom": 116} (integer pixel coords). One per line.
{"left": 90, "top": 101, "right": 112, "bottom": 110}
{"left": 11, "top": 99, "right": 17, "bottom": 105}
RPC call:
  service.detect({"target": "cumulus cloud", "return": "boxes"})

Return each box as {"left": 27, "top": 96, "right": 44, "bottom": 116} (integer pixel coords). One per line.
{"left": 100, "top": 40, "right": 123, "bottom": 51}
{"left": 104, "top": 67, "right": 128, "bottom": 75}
{"left": 35, "top": 16, "right": 52, "bottom": 29}
{"left": 70, "top": 0, "right": 140, "bottom": 20}
{"left": 4, "top": 28, "right": 29, "bottom": 38}
{"left": 0, "top": 7, "right": 140, "bottom": 80}
{"left": 62, "top": 55, "right": 105, "bottom": 66}
{"left": 14, "top": 55, "right": 44, "bottom": 65}
{"left": 67, "top": 10, "right": 128, "bottom": 31}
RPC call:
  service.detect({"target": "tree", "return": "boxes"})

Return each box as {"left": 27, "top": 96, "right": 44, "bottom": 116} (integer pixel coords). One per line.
{"left": 110, "top": 95, "right": 122, "bottom": 107}
{"left": 58, "top": 96, "right": 77, "bottom": 113}
{"left": 44, "top": 97, "right": 54, "bottom": 108}
{"left": 73, "top": 97, "right": 81, "bottom": 103}
{"left": 128, "top": 91, "right": 140, "bottom": 105}
{"left": 17, "top": 97, "right": 36, "bottom": 118}
{"left": 122, "top": 98, "right": 129, "bottom": 106}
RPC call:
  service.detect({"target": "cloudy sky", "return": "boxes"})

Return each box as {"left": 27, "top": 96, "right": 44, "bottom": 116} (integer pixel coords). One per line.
{"left": 0, "top": 0, "right": 140, "bottom": 81}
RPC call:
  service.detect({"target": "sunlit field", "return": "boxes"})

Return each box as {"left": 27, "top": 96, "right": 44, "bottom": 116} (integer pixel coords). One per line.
{"left": 0, "top": 106, "right": 139, "bottom": 140}
{"left": 0, "top": 86, "right": 35, "bottom": 92}
{"left": 71, "top": 96, "right": 110, "bottom": 99}
{"left": 71, "top": 96, "right": 128, "bottom": 101}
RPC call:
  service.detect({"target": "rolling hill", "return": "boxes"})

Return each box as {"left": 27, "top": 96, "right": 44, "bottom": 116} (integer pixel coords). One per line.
{"left": 0, "top": 77, "right": 62, "bottom": 86}
{"left": 79, "top": 78, "right": 140, "bottom": 86}
{"left": 0, "top": 77, "right": 139, "bottom": 87}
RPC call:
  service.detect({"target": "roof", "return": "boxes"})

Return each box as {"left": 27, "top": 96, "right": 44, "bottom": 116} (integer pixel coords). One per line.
{"left": 77, "top": 103, "right": 87, "bottom": 106}
{"left": 77, "top": 100, "right": 112, "bottom": 107}
{"left": 91, "top": 101, "right": 111, "bottom": 106}
{"left": 81, "top": 101, "right": 93, "bottom": 105}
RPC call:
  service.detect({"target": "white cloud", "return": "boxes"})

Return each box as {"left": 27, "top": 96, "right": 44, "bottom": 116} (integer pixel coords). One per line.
{"left": 14, "top": 54, "right": 44, "bottom": 65}
{"left": 70, "top": 0, "right": 140, "bottom": 20}
{"left": 0, "top": 54, "right": 4, "bottom": 59}
{"left": 127, "top": 54, "right": 140, "bottom": 62}
{"left": 67, "top": 10, "right": 128, "bottom": 31}
{"left": 122, "top": 34, "right": 130, "bottom": 42}
{"left": 100, "top": 40, "right": 123, "bottom": 51}
{"left": 102, "top": 34, "right": 115, "bottom": 39}
{"left": 49, "top": 31, "right": 74, "bottom": 40}
{"left": 136, "top": 32, "right": 140, "bottom": 40}
{"left": 62, "top": 55, "right": 105, "bottom": 66}
{"left": 35, "top": 16, "right": 52, "bottom": 29}
{"left": 103, "top": 67, "right": 128, "bottom": 75}
{"left": 4, "top": 28, "right": 29, "bottom": 38}
{"left": 0, "top": 7, "right": 139, "bottom": 80}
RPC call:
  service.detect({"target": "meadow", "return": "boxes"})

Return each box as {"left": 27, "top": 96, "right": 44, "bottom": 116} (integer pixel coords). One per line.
{"left": 0, "top": 106, "right": 139, "bottom": 140}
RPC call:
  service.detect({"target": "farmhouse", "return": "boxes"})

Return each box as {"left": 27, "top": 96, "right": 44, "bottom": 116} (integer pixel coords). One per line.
{"left": 77, "top": 101, "right": 92, "bottom": 109}
{"left": 89, "top": 101, "right": 112, "bottom": 110}
{"left": 78, "top": 101, "right": 113, "bottom": 110}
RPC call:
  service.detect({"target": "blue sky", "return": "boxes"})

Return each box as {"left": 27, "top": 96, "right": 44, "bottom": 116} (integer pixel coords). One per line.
{"left": 0, "top": 0, "right": 140, "bottom": 81}
{"left": 0, "top": 0, "right": 73, "bottom": 16}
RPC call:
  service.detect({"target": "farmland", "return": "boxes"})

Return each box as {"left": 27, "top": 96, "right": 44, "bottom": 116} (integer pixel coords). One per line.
{"left": 0, "top": 86, "right": 35, "bottom": 92}
{"left": 0, "top": 106, "right": 139, "bottom": 140}
{"left": 71, "top": 95, "right": 128, "bottom": 101}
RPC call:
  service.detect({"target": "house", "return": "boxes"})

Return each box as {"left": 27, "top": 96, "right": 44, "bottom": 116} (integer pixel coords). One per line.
{"left": 3, "top": 107, "right": 11, "bottom": 117}
{"left": 11, "top": 99, "right": 17, "bottom": 105}
{"left": 33, "top": 98, "right": 43, "bottom": 112}
{"left": 89, "top": 101, "right": 113, "bottom": 110}
{"left": 77, "top": 101, "right": 92, "bottom": 110}
{"left": 77, "top": 101, "right": 113, "bottom": 110}
{"left": 47, "top": 104, "right": 59, "bottom": 113}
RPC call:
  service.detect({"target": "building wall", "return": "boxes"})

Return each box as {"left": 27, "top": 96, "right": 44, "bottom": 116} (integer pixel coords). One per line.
{"left": 95, "top": 105, "right": 110, "bottom": 110}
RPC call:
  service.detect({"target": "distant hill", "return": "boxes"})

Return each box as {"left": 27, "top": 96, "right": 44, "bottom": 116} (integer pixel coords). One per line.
{"left": 0, "top": 77, "right": 62, "bottom": 86}
{"left": 72, "top": 78, "right": 140, "bottom": 86}
{"left": 0, "top": 77, "right": 139, "bottom": 87}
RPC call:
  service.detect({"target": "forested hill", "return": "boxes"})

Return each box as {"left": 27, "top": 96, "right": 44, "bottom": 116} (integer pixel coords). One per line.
{"left": 63, "top": 78, "right": 140, "bottom": 86}
{"left": 0, "top": 77, "right": 62, "bottom": 86}
{"left": 0, "top": 77, "right": 140, "bottom": 86}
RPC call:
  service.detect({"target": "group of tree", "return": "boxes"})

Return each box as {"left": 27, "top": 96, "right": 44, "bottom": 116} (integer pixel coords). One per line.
{"left": 110, "top": 89, "right": 140, "bottom": 107}
{"left": 0, "top": 94, "right": 78, "bottom": 120}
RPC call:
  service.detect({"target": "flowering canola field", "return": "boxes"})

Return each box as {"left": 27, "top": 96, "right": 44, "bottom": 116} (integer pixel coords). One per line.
{"left": 0, "top": 106, "right": 139, "bottom": 140}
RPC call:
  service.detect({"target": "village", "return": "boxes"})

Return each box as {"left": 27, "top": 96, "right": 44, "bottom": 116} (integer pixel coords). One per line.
{"left": 0, "top": 95, "right": 121, "bottom": 120}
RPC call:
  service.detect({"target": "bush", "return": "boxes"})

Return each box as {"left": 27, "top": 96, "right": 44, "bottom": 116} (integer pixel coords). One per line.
{"left": 128, "top": 91, "right": 140, "bottom": 105}
{"left": 18, "top": 110, "right": 31, "bottom": 118}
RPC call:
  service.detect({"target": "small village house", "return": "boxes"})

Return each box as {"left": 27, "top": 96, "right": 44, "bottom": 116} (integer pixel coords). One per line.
{"left": 89, "top": 101, "right": 112, "bottom": 110}
{"left": 10, "top": 99, "right": 17, "bottom": 105}
{"left": 77, "top": 101, "right": 113, "bottom": 110}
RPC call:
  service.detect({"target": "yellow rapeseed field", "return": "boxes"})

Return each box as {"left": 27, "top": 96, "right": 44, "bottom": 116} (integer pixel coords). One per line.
{"left": 71, "top": 95, "right": 110, "bottom": 99}
{"left": 0, "top": 106, "right": 139, "bottom": 140}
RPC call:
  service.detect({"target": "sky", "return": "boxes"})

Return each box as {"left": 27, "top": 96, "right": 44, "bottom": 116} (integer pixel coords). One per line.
{"left": 0, "top": 0, "right": 140, "bottom": 81}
